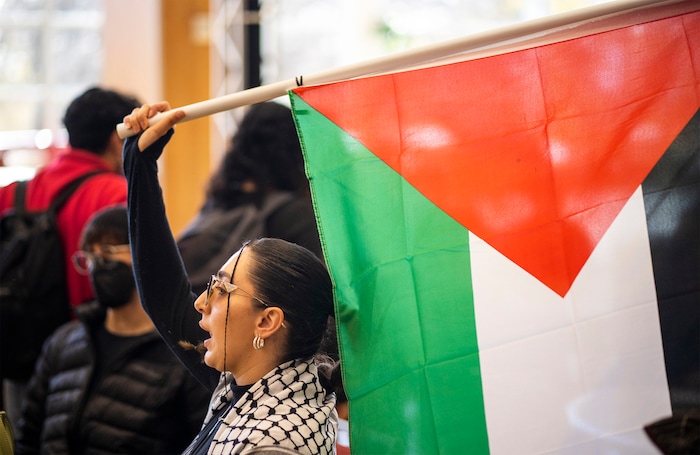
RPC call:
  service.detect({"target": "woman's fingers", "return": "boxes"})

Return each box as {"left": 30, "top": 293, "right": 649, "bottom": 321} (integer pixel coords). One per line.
{"left": 121, "top": 101, "right": 183, "bottom": 151}
{"left": 123, "top": 107, "right": 140, "bottom": 133}
{"left": 148, "top": 101, "right": 171, "bottom": 117}
{"left": 137, "top": 108, "right": 186, "bottom": 151}
{"left": 123, "top": 102, "right": 174, "bottom": 133}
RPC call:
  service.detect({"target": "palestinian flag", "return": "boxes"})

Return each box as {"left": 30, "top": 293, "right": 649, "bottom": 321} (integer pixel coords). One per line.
{"left": 290, "top": 1, "right": 699, "bottom": 453}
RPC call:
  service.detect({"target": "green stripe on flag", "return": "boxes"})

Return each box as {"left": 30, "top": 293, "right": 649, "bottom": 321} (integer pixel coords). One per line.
{"left": 291, "top": 92, "right": 490, "bottom": 454}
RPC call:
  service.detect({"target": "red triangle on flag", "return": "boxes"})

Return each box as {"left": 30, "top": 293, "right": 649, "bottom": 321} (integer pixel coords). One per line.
{"left": 297, "top": 11, "right": 700, "bottom": 296}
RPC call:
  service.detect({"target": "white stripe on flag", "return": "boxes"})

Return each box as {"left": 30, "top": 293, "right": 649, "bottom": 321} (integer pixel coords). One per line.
{"left": 470, "top": 187, "right": 671, "bottom": 454}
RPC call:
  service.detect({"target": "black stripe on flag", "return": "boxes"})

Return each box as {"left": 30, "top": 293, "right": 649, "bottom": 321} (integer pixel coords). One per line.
{"left": 642, "top": 108, "right": 700, "bottom": 414}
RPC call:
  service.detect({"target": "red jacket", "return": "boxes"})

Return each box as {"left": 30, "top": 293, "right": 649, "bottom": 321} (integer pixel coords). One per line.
{"left": 0, "top": 149, "right": 128, "bottom": 307}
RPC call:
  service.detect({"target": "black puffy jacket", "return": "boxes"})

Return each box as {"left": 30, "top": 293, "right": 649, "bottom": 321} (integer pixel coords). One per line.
{"left": 16, "top": 303, "right": 210, "bottom": 455}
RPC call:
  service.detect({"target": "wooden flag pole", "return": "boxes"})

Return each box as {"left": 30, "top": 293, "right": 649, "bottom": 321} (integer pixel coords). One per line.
{"left": 116, "top": 0, "right": 684, "bottom": 138}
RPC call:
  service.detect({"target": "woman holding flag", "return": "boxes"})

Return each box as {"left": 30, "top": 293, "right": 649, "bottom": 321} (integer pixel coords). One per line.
{"left": 121, "top": 102, "right": 340, "bottom": 455}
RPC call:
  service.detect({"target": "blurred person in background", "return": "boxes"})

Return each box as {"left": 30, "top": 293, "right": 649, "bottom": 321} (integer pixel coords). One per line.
{"left": 177, "top": 101, "right": 322, "bottom": 296}
{"left": 0, "top": 87, "right": 140, "bottom": 429}
{"left": 15, "top": 206, "right": 209, "bottom": 455}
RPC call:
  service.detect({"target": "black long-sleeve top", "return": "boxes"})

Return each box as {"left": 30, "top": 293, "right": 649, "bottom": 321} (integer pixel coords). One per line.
{"left": 123, "top": 131, "right": 219, "bottom": 393}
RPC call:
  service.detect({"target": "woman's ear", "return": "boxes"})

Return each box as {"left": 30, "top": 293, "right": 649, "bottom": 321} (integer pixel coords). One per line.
{"left": 257, "top": 307, "right": 286, "bottom": 336}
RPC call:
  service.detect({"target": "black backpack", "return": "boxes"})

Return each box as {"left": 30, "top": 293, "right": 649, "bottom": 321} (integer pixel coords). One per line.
{"left": 0, "top": 172, "right": 102, "bottom": 381}
{"left": 177, "top": 192, "right": 295, "bottom": 296}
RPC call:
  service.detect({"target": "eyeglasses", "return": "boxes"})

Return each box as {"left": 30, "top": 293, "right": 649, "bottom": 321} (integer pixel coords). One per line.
{"left": 206, "top": 275, "right": 288, "bottom": 329}
{"left": 206, "top": 244, "right": 287, "bottom": 328}
{"left": 206, "top": 275, "right": 270, "bottom": 307}
{"left": 72, "top": 244, "right": 130, "bottom": 275}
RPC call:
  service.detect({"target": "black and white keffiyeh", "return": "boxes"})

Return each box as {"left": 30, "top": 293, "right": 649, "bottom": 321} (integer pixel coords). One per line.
{"left": 202, "top": 359, "right": 337, "bottom": 455}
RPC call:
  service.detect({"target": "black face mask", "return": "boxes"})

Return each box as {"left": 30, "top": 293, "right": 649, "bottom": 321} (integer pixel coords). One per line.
{"left": 90, "top": 259, "right": 136, "bottom": 309}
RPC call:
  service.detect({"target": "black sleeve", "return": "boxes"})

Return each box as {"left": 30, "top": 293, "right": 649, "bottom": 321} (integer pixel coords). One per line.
{"left": 123, "top": 131, "right": 219, "bottom": 392}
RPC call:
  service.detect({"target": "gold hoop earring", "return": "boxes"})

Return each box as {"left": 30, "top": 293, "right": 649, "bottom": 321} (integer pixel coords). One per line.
{"left": 253, "top": 334, "right": 264, "bottom": 350}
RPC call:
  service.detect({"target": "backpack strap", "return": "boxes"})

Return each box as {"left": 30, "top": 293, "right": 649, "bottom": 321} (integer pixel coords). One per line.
{"left": 14, "top": 171, "right": 106, "bottom": 217}
{"left": 219, "top": 192, "right": 296, "bottom": 252}
{"left": 12, "top": 181, "right": 29, "bottom": 218}
{"left": 258, "top": 192, "right": 296, "bottom": 220}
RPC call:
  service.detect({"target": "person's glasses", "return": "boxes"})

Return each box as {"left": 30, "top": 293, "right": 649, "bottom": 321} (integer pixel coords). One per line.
{"left": 205, "top": 274, "right": 287, "bottom": 328}
{"left": 72, "top": 244, "right": 130, "bottom": 275}
{"left": 206, "top": 275, "right": 268, "bottom": 307}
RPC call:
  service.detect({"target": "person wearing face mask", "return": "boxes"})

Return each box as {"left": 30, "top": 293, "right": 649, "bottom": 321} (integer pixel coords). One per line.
{"left": 14, "top": 206, "right": 210, "bottom": 455}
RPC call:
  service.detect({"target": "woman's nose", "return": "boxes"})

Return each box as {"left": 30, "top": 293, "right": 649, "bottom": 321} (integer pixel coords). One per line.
{"left": 194, "top": 291, "right": 207, "bottom": 313}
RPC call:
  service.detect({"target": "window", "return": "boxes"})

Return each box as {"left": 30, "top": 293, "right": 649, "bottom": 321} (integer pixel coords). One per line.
{"left": 0, "top": 0, "right": 103, "bottom": 184}
{"left": 259, "top": 0, "right": 613, "bottom": 85}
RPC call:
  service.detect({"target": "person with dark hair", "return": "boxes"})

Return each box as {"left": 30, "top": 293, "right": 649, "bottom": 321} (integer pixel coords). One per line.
{"left": 205, "top": 102, "right": 313, "bottom": 210}
{"left": 15, "top": 206, "right": 210, "bottom": 455}
{"left": 0, "top": 86, "right": 141, "bottom": 428}
{"left": 177, "top": 101, "right": 322, "bottom": 296}
{"left": 123, "top": 103, "right": 339, "bottom": 454}
{"left": 0, "top": 86, "right": 140, "bottom": 309}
